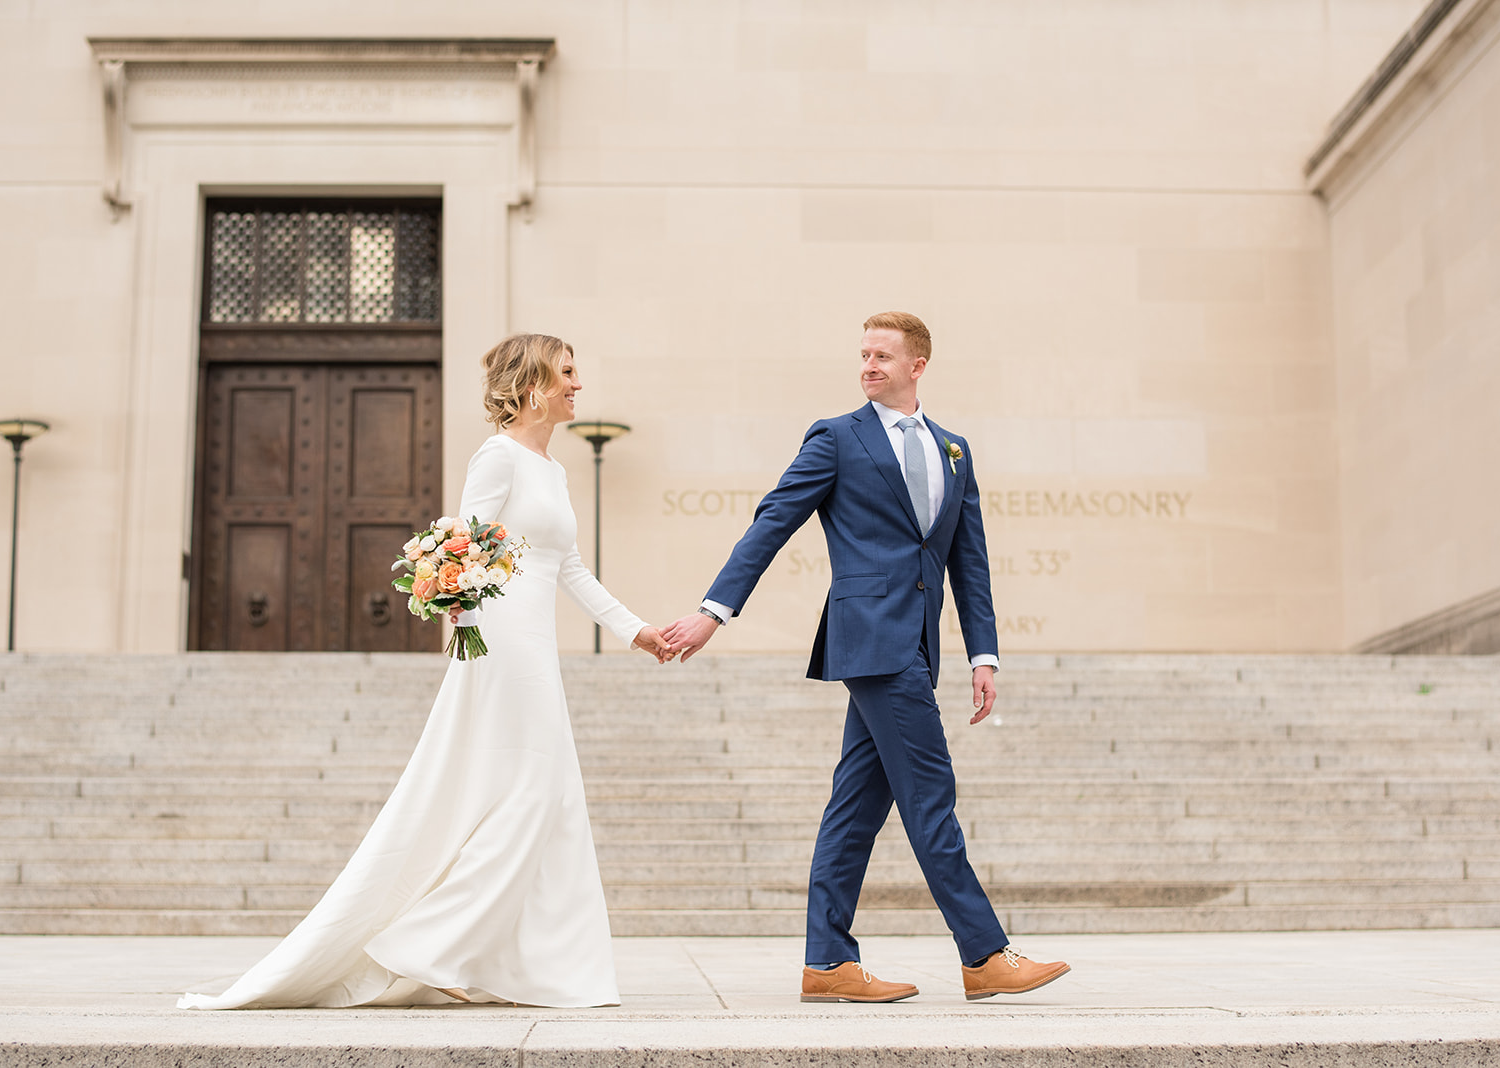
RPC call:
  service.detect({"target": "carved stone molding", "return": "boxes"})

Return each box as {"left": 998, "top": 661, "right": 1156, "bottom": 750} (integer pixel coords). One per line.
{"left": 86, "top": 37, "right": 556, "bottom": 219}
{"left": 1305, "top": 0, "right": 1497, "bottom": 196}
{"left": 1355, "top": 586, "right": 1500, "bottom": 656}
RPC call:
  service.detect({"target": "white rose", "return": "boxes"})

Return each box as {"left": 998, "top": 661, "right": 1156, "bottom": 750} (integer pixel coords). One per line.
{"left": 403, "top": 536, "right": 419, "bottom": 552}
{"left": 467, "top": 542, "right": 481, "bottom": 557}
{"left": 436, "top": 516, "right": 455, "bottom": 532}
{"left": 453, "top": 519, "right": 471, "bottom": 535}
{"left": 419, "top": 535, "right": 438, "bottom": 552}
{"left": 488, "top": 566, "right": 508, "bottom": 584}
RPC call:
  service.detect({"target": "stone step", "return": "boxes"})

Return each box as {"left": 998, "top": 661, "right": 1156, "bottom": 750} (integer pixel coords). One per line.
{"left": 5, "top": 855, "right": 1484, "bottom": 892}
{"left": 7, "top": 814, "right": 1496, "bottom": 859}
{"left": 10, "top": 798, "right": 1497, "bottom": 843}
{"left": 9, "top": 836, "right": 1492, "bottom": 886}
{"left": 12, "top": 771, "right": 1494, "bottom": 799}
{"left": 10, "top": 774, "right": 1496, "bottom": 804}
{"left": 10, "top": 719, "right": 1495, "bottom": 747}
{"left": 6, "top": 878, "right": 1499, "bottom": 915}
{"left": 7, "top": 900, "right": 1500, "bottom": 938}
{"left": 603, "top": 902, "right": 1500, "bottom": 938}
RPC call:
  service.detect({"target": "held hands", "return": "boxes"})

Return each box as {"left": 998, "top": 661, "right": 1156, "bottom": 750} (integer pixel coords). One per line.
{"left": 661, "top": 611, "right": 720, "bottom": 662}
{"left": 970, "top": 664, "right": 997, "bottom": 725}
{"left": 632, "top": 626, "right": 676, "bottom": 664}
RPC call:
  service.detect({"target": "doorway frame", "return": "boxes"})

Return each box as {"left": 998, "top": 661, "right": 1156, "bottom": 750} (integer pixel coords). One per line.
{"left": 88, "top": 39, "right": 551, "bottom": 651}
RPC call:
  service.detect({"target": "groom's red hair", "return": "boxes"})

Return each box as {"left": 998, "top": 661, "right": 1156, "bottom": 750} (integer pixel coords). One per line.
{"left": 863, "top": 311, "right": 932, "bottom": 362}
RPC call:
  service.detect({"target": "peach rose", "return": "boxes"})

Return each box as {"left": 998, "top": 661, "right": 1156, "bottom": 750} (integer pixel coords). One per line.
{"left": 437, "top": 561, "right": 464, "bottom": 594}
{"left": 442, "top": 535, "right": 471, "bottom": 557}
{"left": 412, "top": 576, "right": 439, "bottom": 601}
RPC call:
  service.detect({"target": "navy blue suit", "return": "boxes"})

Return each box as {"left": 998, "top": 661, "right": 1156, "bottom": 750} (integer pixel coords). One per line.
{"left": 705, "top": 402, "right": 1008, "bottom": 964}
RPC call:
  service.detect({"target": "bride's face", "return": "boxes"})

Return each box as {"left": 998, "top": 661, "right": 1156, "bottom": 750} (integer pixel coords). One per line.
{"left": 542, "top": 354, "right": 581, "bottom": 423}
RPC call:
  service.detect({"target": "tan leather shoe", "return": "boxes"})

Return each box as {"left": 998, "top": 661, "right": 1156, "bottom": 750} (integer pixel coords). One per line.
{"left": 800, "top": 962, "right": 918, "bottom": 1003}
{"left": 961, "top": 946, "right": 1070, "bottom": 999}
{"left": 436, "top": 987, "right": 471, "bottom": 1003}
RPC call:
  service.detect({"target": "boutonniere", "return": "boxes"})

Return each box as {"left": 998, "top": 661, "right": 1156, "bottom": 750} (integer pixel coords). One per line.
{"left": 942, "top": 437, "right": 963, "bottom": 474}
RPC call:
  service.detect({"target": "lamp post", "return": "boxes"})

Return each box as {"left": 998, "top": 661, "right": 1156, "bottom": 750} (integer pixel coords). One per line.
{"left": 1, "top": 419, "right": 50, "bottom": 653}
{"left": 565, "top": 420, "right": 631, "bottom": 653}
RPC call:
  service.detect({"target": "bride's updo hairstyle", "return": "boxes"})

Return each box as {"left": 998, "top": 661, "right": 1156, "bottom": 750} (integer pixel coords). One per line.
{"left": 481, "top": 333, "right": 574, "bottom": 429}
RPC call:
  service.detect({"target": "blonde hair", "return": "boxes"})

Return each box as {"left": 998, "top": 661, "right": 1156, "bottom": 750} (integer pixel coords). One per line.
{"left": 480, "top": 333, "right": 573, "bottom": 429}
{"left": 863, "top": 311, "right": 932, "bottom": 363}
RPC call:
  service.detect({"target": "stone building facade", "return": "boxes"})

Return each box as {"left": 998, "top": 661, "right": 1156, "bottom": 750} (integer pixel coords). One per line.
{"left": 3, "top": 0, "right": 1494, "bottom": 655}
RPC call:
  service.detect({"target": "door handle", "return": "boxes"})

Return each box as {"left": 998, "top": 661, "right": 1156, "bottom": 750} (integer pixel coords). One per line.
{"left": 247, "top": 592, "right": 270, "bottom": 627}
{"left": 366, "top": 591, "right": 392, "bottom": 626}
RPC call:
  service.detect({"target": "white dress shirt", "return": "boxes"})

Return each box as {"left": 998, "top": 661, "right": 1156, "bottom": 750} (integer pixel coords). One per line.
{"left": 870, "top": 399, "right": 944, "bottom": 531}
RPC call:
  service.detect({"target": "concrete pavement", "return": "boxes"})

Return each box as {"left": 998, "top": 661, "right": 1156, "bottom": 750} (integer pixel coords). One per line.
{"left": 2, "top": 930, "right": 1499, "bottom": 1065}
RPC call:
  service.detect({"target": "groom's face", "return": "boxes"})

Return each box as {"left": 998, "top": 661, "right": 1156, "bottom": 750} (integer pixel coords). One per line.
{"left": 859, "top": 328, "right": 926, "bottom": 408}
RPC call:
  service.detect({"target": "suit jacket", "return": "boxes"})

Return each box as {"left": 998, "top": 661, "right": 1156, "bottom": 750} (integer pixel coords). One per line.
{"left": 705, "top": 402, "right": 998, "bottom": 686}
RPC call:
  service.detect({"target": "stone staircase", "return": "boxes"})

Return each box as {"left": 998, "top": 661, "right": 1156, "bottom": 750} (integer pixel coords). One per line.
{"left": 1, "top": 651, "right": 1498, "bottom": 937}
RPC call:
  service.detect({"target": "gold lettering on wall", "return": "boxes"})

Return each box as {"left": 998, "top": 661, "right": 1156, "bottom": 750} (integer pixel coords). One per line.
{"left": 986, "top": 489, "right": 1192, "bottom": 520}
{"left": 662, "top": 486, "right": 1193, "bottom": 520}
{"left": 661, "top": 489, "right": 765, "bottom": 517}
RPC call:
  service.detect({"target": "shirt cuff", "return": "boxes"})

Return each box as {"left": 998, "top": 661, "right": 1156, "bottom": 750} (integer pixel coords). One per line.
{"left": 700, "top": 599, "right": 734, "bottom": 625}
{"left": 969, "top": 654, "right": 1000, "bottom": 671}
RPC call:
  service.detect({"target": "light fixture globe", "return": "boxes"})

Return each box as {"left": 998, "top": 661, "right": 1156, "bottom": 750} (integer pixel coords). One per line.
{"left": 566, "top": 420, "right": 631, "bottom": 452}
{"left": 0, "top": 419, "right": 50, "bottom": 444}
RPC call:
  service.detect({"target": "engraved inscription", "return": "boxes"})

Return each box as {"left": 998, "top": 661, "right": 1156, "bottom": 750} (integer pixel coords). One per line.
{"left": 662, "top": 486, "right": 1194, "bottom": 520}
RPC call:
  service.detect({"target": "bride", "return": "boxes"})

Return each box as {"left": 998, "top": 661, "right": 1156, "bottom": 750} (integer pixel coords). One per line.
{"left": 180, "top": 334, "right": 672, "bottom": 1010}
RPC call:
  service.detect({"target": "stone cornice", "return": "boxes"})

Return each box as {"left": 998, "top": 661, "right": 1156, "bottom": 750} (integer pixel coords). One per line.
{"left": 86, "top": 37, "right": 556, "bottom": 66}
{"left": 84, "top": 37, "right": 556, "bottom": 219}
{"left": 1305, "top": 0, "right": 1498, "bottom": 195}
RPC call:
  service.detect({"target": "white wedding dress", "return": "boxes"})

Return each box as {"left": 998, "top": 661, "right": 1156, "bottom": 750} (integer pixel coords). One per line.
{"left": 180, "top": 434, "right": 644, "bottom": 1009}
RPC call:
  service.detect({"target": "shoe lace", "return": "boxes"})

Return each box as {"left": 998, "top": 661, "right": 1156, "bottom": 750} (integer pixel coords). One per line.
{"left": 855, "top": 964, "right": 874, "bottom": 984}
{"left": 1000, "top": 946, "right": 1023, "bottom": 970}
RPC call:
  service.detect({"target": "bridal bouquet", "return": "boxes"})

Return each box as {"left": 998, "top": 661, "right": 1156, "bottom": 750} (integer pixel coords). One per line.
{"left": 391, "top": 516, "right": 527, "bottom": 660}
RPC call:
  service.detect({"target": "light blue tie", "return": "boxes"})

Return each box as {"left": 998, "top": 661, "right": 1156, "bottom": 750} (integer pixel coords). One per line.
{"left": 896, "top": 416, "right": 929, "bottom": 534}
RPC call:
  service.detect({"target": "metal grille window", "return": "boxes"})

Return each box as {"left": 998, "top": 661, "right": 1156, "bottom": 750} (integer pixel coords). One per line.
{"left": 206, "top": 202, "right": 441, "bottom": 325}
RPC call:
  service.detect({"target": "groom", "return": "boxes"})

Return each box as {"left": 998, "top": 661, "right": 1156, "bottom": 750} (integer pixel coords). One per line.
{"left": 663, "top": 312, "right": 1070, "bottom": 1003}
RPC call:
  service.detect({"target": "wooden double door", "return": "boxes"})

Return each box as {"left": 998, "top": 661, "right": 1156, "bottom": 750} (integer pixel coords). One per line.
{"left": 189, "top": 350, "right": 443, "bottom": 652}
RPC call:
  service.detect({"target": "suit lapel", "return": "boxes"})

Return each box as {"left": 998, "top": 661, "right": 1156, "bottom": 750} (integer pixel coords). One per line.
{"left": 851, "top": 403, "right": 924, "bottom": 535}
{"left": 924, "top": 414, "right": 962, "bottom": 532}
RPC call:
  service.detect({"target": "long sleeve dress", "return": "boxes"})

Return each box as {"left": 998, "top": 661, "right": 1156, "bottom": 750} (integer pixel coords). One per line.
{"left": 180, "top": 433, "right": 643, "bottom": 1009}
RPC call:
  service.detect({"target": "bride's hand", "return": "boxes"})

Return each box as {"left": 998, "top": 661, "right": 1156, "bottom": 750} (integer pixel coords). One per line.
{"left": 632, "top": 626, "right": 675, "bottom": 664}
{"left": 447, "top": 606, "right": 462, "bottom": 625}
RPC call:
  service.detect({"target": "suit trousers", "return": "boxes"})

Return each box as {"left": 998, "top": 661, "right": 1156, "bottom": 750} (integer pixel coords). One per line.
{"left": 804, "top": 642, "right": 1008, "bottom": 965}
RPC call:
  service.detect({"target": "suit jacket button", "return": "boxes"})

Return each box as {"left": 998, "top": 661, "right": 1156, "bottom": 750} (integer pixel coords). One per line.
{"left": 916, "top": 581, "right": 925, "bottom": 590}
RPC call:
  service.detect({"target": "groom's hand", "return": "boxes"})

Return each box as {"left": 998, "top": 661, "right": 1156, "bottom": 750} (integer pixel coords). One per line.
{"left": 662, "top": 612, "right": 719, "bottom": 662}
{"left": 632, "top": 626, "right": 676, "bottom": 664}
{"left": 970, "top": 665, "right": 997, "bottom": 725}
